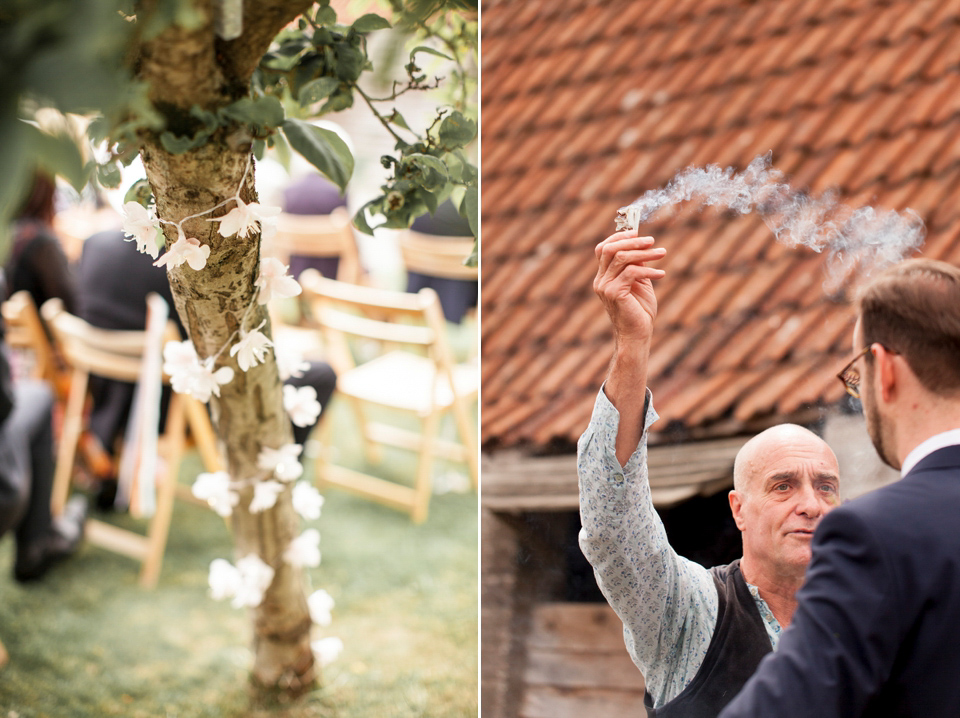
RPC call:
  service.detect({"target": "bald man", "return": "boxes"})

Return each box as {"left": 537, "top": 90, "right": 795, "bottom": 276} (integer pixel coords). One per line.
{"left": 577, "top": 230, "right": 841, "bottom": 718}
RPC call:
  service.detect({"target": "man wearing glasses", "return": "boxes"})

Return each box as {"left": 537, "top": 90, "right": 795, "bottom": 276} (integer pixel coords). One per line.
{"left": 720, "top": 258, "right": 960, "bottom": 718}
{"left": 578, "top": 230, "right": 841, "bottom": 717}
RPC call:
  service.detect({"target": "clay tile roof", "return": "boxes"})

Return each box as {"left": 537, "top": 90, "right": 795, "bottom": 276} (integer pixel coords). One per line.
{"left": 481, "top": 0, "right": 960, "bottom": 452}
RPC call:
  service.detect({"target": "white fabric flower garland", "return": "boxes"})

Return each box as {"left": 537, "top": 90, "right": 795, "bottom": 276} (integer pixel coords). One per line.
{"left": 125, "top": 156, "right": 338, "bottom": 665}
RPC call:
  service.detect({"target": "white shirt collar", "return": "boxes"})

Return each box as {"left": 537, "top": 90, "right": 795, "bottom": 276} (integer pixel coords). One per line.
{"left": 901, "top": 429, "right": 960, "bottom": 476}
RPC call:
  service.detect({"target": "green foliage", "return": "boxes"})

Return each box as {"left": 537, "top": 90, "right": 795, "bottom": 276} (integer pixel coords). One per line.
{"left": 1, "top": 0, "right": 478, "bottom": 242}
{"left": 280, "top": 119, "right": 354, "bottom": 191}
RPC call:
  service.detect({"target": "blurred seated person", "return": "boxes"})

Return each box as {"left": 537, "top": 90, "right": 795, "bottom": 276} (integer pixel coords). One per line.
{"left": 77, "top": 229, "right": 337, "bottom": 506}
{"left": 405, "top": 199, "right": 478, "bottom": 324}
{"left": 5, "top": 171, "right": 78, "bottom": 314}
{"left": 282, "top": 173, "right": 354, "bottom": 281}
{"left": 0, "top": 280, "right": 86, "bottom": 582}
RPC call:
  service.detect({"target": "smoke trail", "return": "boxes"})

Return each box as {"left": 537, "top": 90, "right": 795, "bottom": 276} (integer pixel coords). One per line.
{"left": 616, "top": 153, "right": 926, "bottom": 286}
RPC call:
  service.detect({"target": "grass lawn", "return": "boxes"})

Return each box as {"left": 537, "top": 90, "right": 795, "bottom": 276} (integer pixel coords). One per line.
{"left": 0, "top": 396, "right": 478, "bottom": 717}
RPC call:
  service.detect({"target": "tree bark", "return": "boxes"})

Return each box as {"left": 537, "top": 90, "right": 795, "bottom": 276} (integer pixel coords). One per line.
{"left": 136, "top": 0, "right": 317, "bottom": 697}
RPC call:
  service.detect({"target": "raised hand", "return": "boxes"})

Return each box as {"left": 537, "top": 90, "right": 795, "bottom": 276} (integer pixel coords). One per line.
{"left": 593, "top": 229, "right": 667, "bottom": 465}
{"left": 594, "top": 230, "right": 667, "bottom": 348}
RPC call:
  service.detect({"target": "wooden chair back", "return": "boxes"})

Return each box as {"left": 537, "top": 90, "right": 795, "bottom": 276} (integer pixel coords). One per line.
{"left": 41, "top": 296, "right": 222, "bottom": 587}
{"left": 1, "top": 290, "right": 60, "bottom": 384}
{"left": 267, "top": 207, "right": 363, "bottom": 284}
{"left": 399, "top": 231, "right": 477, "bottom": 281}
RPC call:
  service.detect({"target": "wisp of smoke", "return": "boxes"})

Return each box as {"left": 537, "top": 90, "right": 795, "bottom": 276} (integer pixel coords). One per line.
{"left": 616, "top": 153, "right": 926, "bottom": 288}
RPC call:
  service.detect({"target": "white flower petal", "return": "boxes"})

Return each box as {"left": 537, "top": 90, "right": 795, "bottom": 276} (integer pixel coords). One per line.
{"left": 232, "top": 554, "right": 275, "bottom": 608}
{"left": 292, "top": 482, "right": 324, "bottom": 521}
{"left": 283, "top": 528, "right": 321, "bottom": 567}
{"left": 308, "top": 589, "right": 335, "bottom": 626}
{"left": 249, "top": 480, "right": 285, "bottom": 513}
{"left": 229, "top": 323, "right": 273, "bottom": 372}
{"left": 311, "top": 636, "right": 343, "bottom": 667}
{"left": 283, "top": 384, "right": 321, "bottom": 427}
{"left": 208, "top": 558, "right": 241, "bottom": 601}
{"left": 257, "top": 443, "right": 304, "bottom": 482}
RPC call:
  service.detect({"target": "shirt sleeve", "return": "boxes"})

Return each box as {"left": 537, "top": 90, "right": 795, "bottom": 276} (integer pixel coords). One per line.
{"left": 577, "top": 385, "right": 718, "bottom": 707}
{"left": 717, "top": 505, "right": 902, "bottom": 718}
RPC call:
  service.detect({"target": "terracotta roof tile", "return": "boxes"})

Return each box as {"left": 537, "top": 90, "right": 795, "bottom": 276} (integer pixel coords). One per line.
{"left": 482, "top": 0, "right": 960, "bottom": 450}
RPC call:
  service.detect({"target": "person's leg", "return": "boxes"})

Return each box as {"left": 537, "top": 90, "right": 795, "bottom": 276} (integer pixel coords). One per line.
{"left": 7, "top": 382, "right": 53, "bottom": 553}
{"left": 6, "top": 380, "right": 86, "bottom": 581}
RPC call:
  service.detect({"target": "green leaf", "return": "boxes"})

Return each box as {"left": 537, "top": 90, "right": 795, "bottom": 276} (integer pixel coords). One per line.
{"left": 352, "top": 14, "right": 392, "bottom": 33}
{"left": 281, "top": 118, "right": 354, "bottom": 191}
{"left": 438, "top": 111, "right": 477, "bottom": 149}
{"left": 387, "top": 110, "right": 411, "bottom": 132}
{"left": 253, "top": 138, "right": 266, "bottom": 160}
{"left": 29, "top": 123, "right": 89, "bottom": 192}
{"left": 219, "top": 95, "right": 285, "bottom": 131}
{"left": 315, "top": 5, "right": 337, "bottom": 25}
{"left": 410, "top": 45, "right": 453, "bottom": 62}
{"left": 123, "top": 179, "right": 154, "bottom": 207}
{"left": 159, "top": 130, "right": 203, "bottom": 154}
{"left": 352, "top": 200, "right": 378, "bottom": 236}
{"left": 405, "top": 153, "right": 448, "bottom": 191}
{"left": 298, "top": 76, "right": 340, "bottom": 106}
{"left": 460, "top": 185, "right": 478, "bottom": 238}
{"left": 96, "top": 161, "right": 123, "bottom": 189}
{"left": 0, "top": 116, "right": 33, "bottom": 229}
{"left": 464, "top": 238, "right": 478, "bottom": 267}
{"left": 334, "top": 45, "right": 366, "bottom": 82}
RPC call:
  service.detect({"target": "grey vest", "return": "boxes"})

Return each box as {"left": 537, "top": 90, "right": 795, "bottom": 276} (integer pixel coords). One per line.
{"left": 644, "top": 559, "right": 771, "bottom": 718}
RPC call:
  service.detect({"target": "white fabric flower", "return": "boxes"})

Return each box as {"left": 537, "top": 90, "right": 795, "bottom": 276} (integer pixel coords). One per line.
{"left": 276, "top": 346, "right": 310, "bottom": 381}
{"left": 232, "top": 554, "right": 275, "bottom": 608}
{"left": 212, "top": 197, "right": 282, "bottom": 238}
{"left": 292, "top": 482, "right": 324, "bottom": 520}
{"left": 153, "top": 228, "right": 211, "bottom": 271}
{"left": 307, "top": 589, "right": 335, "bottom": 627}
{"left": 283, "top": 384, "right": 321, "bottom": 428}
{"left": 208, "top": 558, "right": 241, "bottom": 601}
{"left": 229, "top": 321, "right": 273, "bottom": 372}
{"left": 192, "top": 471, "right": 239, "bottom": 517}
{"left": 257, "top": 443, "right": 304, "bottom": 482}
{"left": 283, "top": 528, "right": 321, "bottom": 567}
{"left": 163, "top": 340, "right": 234, "bottom": 402}
{"left": 256, "top": 257, "right": 302, "bottom": 305}
{"left": 249, "top": 480, "right": 285, "bottom": 513}
{"left": 311, "top": 636, "right": 343, "bottom": 667}
{"left": 121, "top": 201, "right": 161, "bottom": 258}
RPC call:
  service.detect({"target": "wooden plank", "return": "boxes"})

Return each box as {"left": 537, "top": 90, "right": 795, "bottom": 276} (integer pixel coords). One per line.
{"left": 525, "top": 647, "right": 645, "bottom": 691}
{"left": 527, "top": 603, "right": 627, "bottom": 652}
{"left": 520, "top": 685, "right": 647, "bottom": 718}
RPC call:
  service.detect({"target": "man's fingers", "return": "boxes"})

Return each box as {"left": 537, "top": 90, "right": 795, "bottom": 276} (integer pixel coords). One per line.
{"left": 596, "top": 234, "right": 658, "bottom": 275}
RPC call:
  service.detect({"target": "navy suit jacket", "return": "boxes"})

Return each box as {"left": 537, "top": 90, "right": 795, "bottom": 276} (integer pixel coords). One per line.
{"left": 719, "top": 444, "right": 960, "bottom": 718}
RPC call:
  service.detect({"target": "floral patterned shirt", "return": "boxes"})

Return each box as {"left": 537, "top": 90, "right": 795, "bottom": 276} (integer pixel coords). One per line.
{"left": 577, "top": 387, "right": 780, "bottom": 708}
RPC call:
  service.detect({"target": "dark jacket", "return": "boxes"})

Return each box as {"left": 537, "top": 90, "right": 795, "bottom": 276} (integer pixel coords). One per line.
{"left": 720, "top": 445, "right": 960, "bottom": 718}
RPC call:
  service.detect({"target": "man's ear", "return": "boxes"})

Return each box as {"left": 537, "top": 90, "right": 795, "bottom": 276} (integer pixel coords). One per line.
{"left": 873, "top": 343, "right": 898, "bottom": 402}
{"left": 729, "top": 490, "right": 746, "bottom": 531}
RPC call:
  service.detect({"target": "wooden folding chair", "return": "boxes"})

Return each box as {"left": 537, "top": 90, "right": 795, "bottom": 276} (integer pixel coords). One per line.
{"left": 399, "top": 230, "right": 478, "bottom": 282}
{"left": 299, "top": 270, "right": 478, "bottom": 523}
{"left": 267, "top": 206, "right": 363, "bottom": 284}
{"left": 2, "top": 290, "right": 62, "bottom": 385}
{"left": 41, "top": 297, "right": 222, "bottom": 588}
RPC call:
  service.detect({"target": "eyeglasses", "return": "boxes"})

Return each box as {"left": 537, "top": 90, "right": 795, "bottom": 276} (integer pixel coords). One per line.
{"left": 836, "top": 346, "right": 871, "bottom": 399}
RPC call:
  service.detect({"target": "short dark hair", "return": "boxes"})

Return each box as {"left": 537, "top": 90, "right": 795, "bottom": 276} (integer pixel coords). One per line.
{"left": 857, "top": 258, "right": 960, "bottom": 395}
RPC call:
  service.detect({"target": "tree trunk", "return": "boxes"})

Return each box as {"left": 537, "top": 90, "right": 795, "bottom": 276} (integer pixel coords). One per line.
{"left": 137, "top": 0, "right": 317, "bottom": 697}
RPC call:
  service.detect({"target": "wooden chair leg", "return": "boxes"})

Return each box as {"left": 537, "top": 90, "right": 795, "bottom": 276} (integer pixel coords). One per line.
{"left": 139, "top": 397, "right": 186, "bottom": 588}
{"left": 411, "top": 410, "right": 441, "bottom": 524}
{"left": 51, "top": 369, "right": 89, "bottom": 516}
{"left": 450, "top": 394, "right": 478, "bottom": 490}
